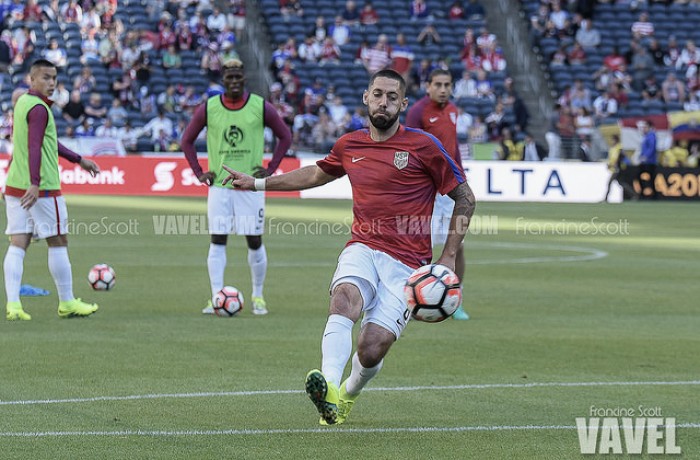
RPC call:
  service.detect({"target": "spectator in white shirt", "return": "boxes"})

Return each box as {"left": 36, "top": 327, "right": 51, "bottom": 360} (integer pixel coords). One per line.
{"left": 454, "top": 70, "right": 477, "bottom": 99}
{"left": 456, "top": 106, "right": 473, "bottom": 141}
{"left": 95, "top": 118, "right": 121, "bottom": 138}
{"left": 143, "top": 111, "right": 174, "bottom": 143}
{"left": 593, "top": 90, "right": 618, "bottom": 121}
{"left": 329, "top": 16, "right": 350, "bottom": 46}
{"left": 206, "top": 7, "right": 227, "bottom": 33}
{"left": 42, "top": 39, "right": 67, "bottom": 68}
{"left": 327, "top": 96, "right": 349, "bottom": 127}
{"left": 298, "top": 35, "right": 321, "bottom": 63}
{"left": 576, "top": 19, "right": 600, "bottom": 50}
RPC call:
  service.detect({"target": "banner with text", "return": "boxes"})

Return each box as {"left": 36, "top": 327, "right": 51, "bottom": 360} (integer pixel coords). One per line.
{"left": 0, "top": 155, "right": 301, "bottom": 198}
{"left": 300, "top": 160, "right": 619, "bottom": 203}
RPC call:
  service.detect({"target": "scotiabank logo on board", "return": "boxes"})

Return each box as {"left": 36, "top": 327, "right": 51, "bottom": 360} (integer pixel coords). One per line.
{"left": 0, "top": 154, "right": 300, "bottom": 197}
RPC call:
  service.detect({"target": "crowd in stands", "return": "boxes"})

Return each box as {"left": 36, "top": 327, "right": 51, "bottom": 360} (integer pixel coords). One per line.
{"left": 1, "top": 0, "right": 528, "bottom": 158}
{"left": 527, "top": 0, "right": 700, "bottom": 163}
{"left": 263, "top": 0, "right": 531, "bottom": 154}
{"left": 0, "top": 0, "right": 246, "bottom": 154}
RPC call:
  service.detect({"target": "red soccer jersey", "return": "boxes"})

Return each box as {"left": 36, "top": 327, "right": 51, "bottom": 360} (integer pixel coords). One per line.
{"left": 405, "top": 96, "right": 461, "bottom": 166}
{"left": 317, "top": 126, "right": 465, "bottom": 268}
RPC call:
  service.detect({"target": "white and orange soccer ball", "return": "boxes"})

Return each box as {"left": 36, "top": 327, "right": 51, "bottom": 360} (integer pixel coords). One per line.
{"left": 404, "top": 264, "right": 462, "bottom": 323}
{"left": 212, "top": 286, "right": 244, "bottom": 317}
{"left": 88, "top": 264, "right": 116, "bottom": 291}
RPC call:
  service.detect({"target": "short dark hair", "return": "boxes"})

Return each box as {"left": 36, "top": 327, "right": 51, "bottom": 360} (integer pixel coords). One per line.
{"left": 30, "top": 59, "right": 56, "bottom": 71}
{"left": 368, "top": 69, "right": 406, "bottom": 94}
{"left": 427, "top": 68, "right": 451, "bottom": 83}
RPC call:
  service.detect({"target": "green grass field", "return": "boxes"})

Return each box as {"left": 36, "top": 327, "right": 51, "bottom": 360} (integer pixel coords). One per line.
{"left": 1, "top": 196, "right": 699, "bottom": 459}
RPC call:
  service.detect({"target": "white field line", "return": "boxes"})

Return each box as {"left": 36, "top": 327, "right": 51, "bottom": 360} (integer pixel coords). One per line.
{"left": 1, "top": 380, "right": 699, "bottom": 406}
{"left": 1, "top": 423, "right": 699, "bottom": 438}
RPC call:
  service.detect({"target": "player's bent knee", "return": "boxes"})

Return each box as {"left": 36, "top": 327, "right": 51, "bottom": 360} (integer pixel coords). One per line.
{"left": 330, "top": 283, "right": 363, "bottom": 320}
{"left": 357, "top": 324, "right": 395, "bottom": 367}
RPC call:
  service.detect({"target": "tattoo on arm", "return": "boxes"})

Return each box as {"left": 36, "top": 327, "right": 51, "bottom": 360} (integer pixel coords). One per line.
{"left": 448, "top": 181, "right": 477, "bottom": 233}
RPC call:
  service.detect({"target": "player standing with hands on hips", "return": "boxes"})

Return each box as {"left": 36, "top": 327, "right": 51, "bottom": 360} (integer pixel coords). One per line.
{"left": 406, "top": 68, "right": 470, "bottom": 320}
{"left": 221, "top": 70, "right": 476, "bottom": 425}
{"left": 4, "top": 59, "right": 100, "bottom": 321}
{"left": 181, "top": 59, "right": 292, "bottom": 316}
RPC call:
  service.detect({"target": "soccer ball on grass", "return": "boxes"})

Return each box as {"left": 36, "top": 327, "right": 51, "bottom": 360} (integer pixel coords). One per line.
{"left": 213, "top": 286, "right": 244, "bottom": 317}
{"left": 404, "top": 264, "right": 461, "bottom": 323}
{"left": 88, "top": 264, "right": 116, "bottom": 291}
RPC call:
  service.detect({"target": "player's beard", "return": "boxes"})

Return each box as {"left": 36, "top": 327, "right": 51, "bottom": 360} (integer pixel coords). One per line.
{"left": 368, "top": 111, "right": 399, "bottom": 130}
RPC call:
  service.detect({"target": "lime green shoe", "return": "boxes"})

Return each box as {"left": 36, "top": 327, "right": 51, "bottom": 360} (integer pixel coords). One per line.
{"left": 202, "top": 299, "right": 214, "bottom": 314}
{"left": 251, "top": 296, "right": 268, "bottom": 315}
{"left": 452, "top": 305, "right": 470, "bottom": 320}
{"left": 6, "top": 301, "right": 31, "bottom": 321}
{"left": 305, "top": 369, "right": 339, "bottom": 425}
{"left": 58, "top": 298, "right": 98, "bottom": 318}
{"left": 336, "top": 380, "right": 359, "bottom": 425}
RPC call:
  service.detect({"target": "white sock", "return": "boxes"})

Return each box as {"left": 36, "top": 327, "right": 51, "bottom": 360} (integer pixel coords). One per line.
{"left": 321, "top": 314, "right": 355, "bottom": 387}
{"left": 247, "top": 244, "right": 267, "bottom": 298}
{"left": 48, "top": 246, "right": 73, "bottom": 301}
{"left": 344, "top": 352, "right": 383, "bottom": 396}
{"left": 207, "top": 243, "right": 227, "bottom": 297}
{"left": 4, "top": 245, "right": 26, "bottom": 303}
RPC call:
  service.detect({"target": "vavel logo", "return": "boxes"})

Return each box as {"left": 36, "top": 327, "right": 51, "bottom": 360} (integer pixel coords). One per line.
{"left": 151, "top": 162, "right": 206, "bottom": 192}
{"left": 576, "top": 407, "right": 681, "bottom": 455}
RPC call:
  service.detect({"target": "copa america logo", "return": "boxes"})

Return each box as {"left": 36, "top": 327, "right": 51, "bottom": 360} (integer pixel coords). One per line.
{"left": 223, "top": 125, "right": 244, "bottom": 148}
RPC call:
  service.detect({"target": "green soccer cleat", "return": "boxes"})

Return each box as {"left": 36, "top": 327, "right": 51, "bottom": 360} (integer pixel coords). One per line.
{"left": 251, "top": 296, "right": 268, "bottom": 315}
{"left": 58, "top": 298, "right": 98, "bottom": 318}
{"left": 202, "top": 299, "right": 214, "bottom": 314}
{"left": 452, "top": 305, "right": 470, "bottom": 320}
{"left": 6, "top": 301, "right": 31, "bottom": 321}
{"left": 336, "top": 380, "right": 359, "bottom": 425}
{"left": 305, "top": 369, "right": 339, "bottom": 425}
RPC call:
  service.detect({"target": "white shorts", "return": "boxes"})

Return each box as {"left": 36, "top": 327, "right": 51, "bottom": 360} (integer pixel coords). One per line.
{"left": 208, "top": 186, "right": 265, "bottom": 235}
{"left": 431, "top": 192, "right": 455, "bottom": 247}
{"left": 4, "top": 194, "right": 68, "bottom": 239}
{"left": 330, "top": 243, "right": 413, "bottom": 338}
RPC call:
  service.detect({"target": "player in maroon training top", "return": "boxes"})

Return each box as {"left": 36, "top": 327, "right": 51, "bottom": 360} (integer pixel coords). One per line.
{"left": 221, "top": 70, "right": 476, "bottom": 426}
{"left": 406, "top": 68, "right": 470, "bottom": 321}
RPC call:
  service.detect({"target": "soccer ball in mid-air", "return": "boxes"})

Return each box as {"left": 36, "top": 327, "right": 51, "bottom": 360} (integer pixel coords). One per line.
{"left": 404, "top": 264, "right": 462, "bottom": 323}
{"left": 213, "top": 286, "right": 244, "bottom": 317}
{"left": 88, "top": 264, "right": 116, "bottom": 291}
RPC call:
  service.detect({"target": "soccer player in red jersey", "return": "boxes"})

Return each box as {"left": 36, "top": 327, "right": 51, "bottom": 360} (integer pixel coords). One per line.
{"left": 406, "top": 68, "right": 470, "bottom": 320}
{"left": 221, "top": 70, "right": 476, "bottom": 425}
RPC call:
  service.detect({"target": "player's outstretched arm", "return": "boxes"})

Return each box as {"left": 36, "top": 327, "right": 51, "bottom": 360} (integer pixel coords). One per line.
{"left": 435, "top": 181, "right": 477, "bottom": 271}
{"left": 222, "top": 164, "right": 336, "bottom": 191}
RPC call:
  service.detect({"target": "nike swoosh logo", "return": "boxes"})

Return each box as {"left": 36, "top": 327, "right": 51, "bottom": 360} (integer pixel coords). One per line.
{"left": 351, "top": 157, "right": 366, "bottom": 163}
{"left": 429, "top": 117, "right": 439, "bottom": 123}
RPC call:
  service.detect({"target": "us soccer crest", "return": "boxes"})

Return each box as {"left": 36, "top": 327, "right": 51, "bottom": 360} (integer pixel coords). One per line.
{"left": 394, "top": 151, "right": 409, "bottom": 170}
{"left": 223, "top": 125, "right": 244, "bottom": 147}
